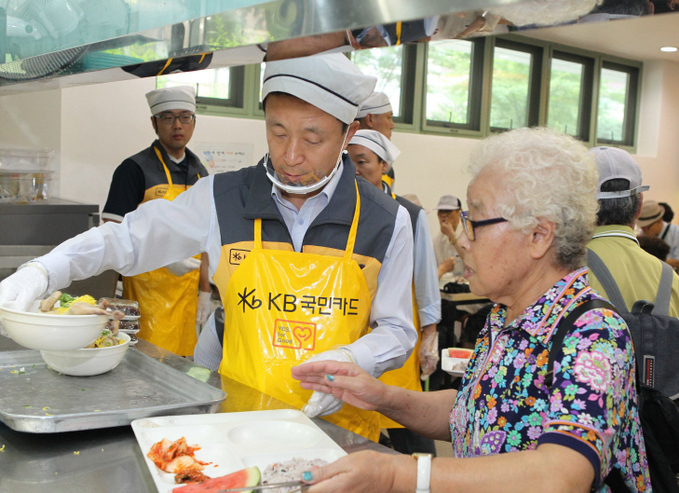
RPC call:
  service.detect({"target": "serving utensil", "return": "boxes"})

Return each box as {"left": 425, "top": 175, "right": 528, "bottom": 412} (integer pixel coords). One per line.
{"left": 218, "top": 481, "right": 309, "bottom": 492}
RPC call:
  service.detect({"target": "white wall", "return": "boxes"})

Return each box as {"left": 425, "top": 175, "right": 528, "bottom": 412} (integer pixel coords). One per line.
{"left": 2, "top": 59, "right": 679, "bottom": 235}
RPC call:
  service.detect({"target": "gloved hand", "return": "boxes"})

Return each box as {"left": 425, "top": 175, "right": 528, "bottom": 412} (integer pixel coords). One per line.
{"left": 165, "top": 257, "right": 201, "bottom": 277}
{"left": 419, "top": 324, "right": 439, "bottom": 380}
{"left": 302, "top": 348, "right": 355, "bottom": 418}
{"left": 196, "top": 290, "right": 213, "bottom": 325}
{"left": 0, "top": 263, "right": 49, "bottom": 312}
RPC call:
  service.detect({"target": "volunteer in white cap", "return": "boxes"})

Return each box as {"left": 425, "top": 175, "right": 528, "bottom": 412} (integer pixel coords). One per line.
{"left": 356, "top": 91, "right": 397, "bottom": 190}
{"left": 349, "top": 129, "right": 440, "bottom": 456}
{"left": 100, "top": 85, "right": 212, "bottom": 356}
{"left": 0, "top": 54, "right": 416, "bottom": 442}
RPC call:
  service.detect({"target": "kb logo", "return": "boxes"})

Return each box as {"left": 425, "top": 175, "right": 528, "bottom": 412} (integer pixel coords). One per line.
{"left": 237, "top": 287, "right": 262, "bottom": 312}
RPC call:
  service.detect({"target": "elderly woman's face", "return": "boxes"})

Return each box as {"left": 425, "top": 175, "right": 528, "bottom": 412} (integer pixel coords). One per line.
{"left": 459, "top": 170, "right": 537, "bottom": 304}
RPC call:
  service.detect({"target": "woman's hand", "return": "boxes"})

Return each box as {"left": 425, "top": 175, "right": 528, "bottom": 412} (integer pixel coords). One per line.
{"left": 303, "top": 450, "right": 413, "bottom": 493}
{"left": 291, "top": 361, "right": 390, "bottom": 412}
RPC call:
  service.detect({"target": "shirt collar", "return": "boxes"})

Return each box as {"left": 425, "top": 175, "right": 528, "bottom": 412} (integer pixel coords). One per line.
{"left": 489, "top": 267, "right": 592, "bottom": 339}
{"left": 243, "top": 154, "right": 358, "bottom": 226}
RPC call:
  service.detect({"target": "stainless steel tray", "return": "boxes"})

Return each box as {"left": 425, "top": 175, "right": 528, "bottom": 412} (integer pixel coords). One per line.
{"left": 0, "top": 348, "right": 227, "bottom": 433}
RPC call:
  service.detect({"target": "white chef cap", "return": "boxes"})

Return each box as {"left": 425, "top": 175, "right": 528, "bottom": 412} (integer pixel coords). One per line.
{"left": 146, "top": 86, "right": 196, "bottom": 115}
{"left": 349, "top": 129, "right": 401, "bottom": 168}
{"left": 356, "top": 91, "right": 392, "bottom": 119}
{"left": 261, "top": 53, "right": 376, "bottom": 124}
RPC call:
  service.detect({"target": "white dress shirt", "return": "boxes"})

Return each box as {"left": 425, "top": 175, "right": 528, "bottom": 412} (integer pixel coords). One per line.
{"left": 36, "top": 163, "right": 416, "bottom": 378}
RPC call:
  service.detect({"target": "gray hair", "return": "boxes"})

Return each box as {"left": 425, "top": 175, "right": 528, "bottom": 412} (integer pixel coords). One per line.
{"left": 467, "top": 127, "right": 599, "bottom": 271}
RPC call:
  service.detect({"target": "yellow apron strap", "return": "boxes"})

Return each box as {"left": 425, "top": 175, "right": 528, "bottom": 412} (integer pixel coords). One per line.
{"left": 344, "top": 181, "right": 361, "bottom": 259}
{"left": 254, "top": 218, "right": 263, "bottom": 250}
{"left": 154, "top": 146, "right": 175, "bottom": 190}
{"left": 157, "top": 58, "right": 173, "bottom": 75}
{"left": 395, "top": 22, "right": 402, "bottom": 45}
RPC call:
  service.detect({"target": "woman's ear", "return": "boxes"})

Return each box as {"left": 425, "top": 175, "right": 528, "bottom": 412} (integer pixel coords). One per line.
{"left": 529, "top": 218, "right": 556, "bottom": 260}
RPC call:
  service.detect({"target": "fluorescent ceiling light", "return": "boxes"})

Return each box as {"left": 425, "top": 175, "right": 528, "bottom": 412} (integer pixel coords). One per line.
{"left": 660, "top": 46, "right": 678, "bottom": 52}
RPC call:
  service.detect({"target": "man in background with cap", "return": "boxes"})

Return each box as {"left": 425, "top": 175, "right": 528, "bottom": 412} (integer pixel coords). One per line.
{"left": 101, "top": 85, "right": 212, "bottom": 357}
{"left": 0, "top": 54, "right": 416, "bottom": 443}
{"left": 637, "top": 200, "right": 679, "bottom": 269}
{"left": 356, "top": 91, "right": 397, "bottom": 187}
{"left": 348, "top": 129, "right": 439, "bottom": 455}
{"left": 588, "top": 146, "right": 679, "bottom": 315}
{"left": 432, "top": 195, "right": 464, "bottom": 279}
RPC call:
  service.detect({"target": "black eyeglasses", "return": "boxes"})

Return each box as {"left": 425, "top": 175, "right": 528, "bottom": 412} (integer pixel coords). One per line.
{"left": 460, "top": 210, "right": 508, "bottom": 241}
{"left": 154, "top": 113, "right": 195, "bottom": 125}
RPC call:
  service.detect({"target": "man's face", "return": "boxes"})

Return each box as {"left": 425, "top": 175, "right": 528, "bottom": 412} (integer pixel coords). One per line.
{"left": 265, "top": 93, "right": 357, "bottom": 196}
{"left": 438, "top": 209, "right": 460, "bottom": 230}
{"left": 368, "top": 112, "right": 395, "bottom": 139}
{"left": 347, "top": 144, "right": 388, "bottom": 189}
{"left": 151, "top": 109, "right": 195, "bottom": 154}
{"left": 641, "top": 218, "right": 664, "bottom": 237}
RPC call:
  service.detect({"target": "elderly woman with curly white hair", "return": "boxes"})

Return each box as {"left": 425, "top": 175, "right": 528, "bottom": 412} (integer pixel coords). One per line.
{"left": 293, "top": 127, "right": 651, "bottom": 493}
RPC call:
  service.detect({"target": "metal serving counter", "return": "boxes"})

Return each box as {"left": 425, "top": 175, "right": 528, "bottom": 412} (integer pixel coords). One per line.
{"left": 0, "top": 336, "right": 394, "bottom": 493}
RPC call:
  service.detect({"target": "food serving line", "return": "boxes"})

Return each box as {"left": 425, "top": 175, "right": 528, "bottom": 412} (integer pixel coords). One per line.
{"left": 0, "top": 335, "right": 395, "bottom": 493}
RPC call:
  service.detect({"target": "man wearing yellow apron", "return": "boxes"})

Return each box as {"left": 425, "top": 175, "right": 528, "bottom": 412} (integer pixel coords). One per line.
{"left": 102, "top": 86, "right": 212, "bottom": 356}
{"left": 9, "top": 55, "right": 417, "bottom": 442}
{"left": 348, "top": 130, "right": 441, "bottom": 454}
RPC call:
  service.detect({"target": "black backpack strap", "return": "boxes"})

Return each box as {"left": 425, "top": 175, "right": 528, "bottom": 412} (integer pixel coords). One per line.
{"left": 653, "top": 261, "right": 673, "bottom": 316}
{"left": 545, "top": 299, "right": 617, "bottom": 388}
{"left": 587, "top": 249, "right": 629, "bottom": 313}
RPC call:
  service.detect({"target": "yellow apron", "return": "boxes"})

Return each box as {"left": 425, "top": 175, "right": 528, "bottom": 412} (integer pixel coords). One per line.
{"left": 122, "top": 146, "right": 201, "bottom": 356}
{"left": 217, "top": 183, "right": 381, "bottom": 441}
{"left": 378, "top": 191, "right": 424, "bottom": 429}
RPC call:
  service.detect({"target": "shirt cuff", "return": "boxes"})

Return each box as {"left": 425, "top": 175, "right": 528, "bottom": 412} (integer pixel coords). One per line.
{"left": 343, "top": 340, "right": 376, "bottom": 377}
{"left": 419, "top": 302, "right": 442, "bottom": 328}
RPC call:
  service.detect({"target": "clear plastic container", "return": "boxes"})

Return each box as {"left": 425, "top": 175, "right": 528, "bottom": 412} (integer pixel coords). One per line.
{"left": 0, "top": 149, "right": 55, "bottom": 203}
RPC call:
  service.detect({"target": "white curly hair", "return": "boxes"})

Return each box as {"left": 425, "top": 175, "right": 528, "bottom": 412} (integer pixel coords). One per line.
{"left": 466, "top": 127, "right": 599, "bottom": 271}
{"left": 489, "top": 0, "right": 603, "bottom": 26}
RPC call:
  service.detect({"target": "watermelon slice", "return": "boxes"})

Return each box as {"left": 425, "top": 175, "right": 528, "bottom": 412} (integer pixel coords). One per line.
{"left": 448, "top": 348, "right": 473, "bottom": 359}
{"left": 172, "top": 466, "right": 261, "bottom": 492}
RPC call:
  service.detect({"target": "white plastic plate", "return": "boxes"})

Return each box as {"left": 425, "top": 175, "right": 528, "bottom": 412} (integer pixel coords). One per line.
{"left": 131, "top": 409, "right": 346, "bottom": 493}
{"left": 441, "top": 348, "right": 474, "bottom": 378}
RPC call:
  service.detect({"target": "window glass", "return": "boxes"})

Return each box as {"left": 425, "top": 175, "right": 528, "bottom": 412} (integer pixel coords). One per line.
{"left": 597, "top": 68, "right": 630, "bottom": 142}
{"left": 157, "top": 68, "right": 231, "bottom": 99}
{"left": 548, "top": 58, "right": 584, "bottom": 137}
{"left": 490, "top": 47, "right": 532, "bottom": 130}
{"left": 351, "top": 45, "right": 404, "bottom": 117}
{"left": 425, "top": 40, "right": 473, "bottom": 125}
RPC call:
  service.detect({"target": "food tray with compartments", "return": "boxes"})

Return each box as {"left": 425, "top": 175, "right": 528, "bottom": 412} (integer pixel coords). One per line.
{"left": 132, "top": 409, "right": 347, "bottom": 493}
{"left": 0, "top": 348, "right": 226, "bottom": 433}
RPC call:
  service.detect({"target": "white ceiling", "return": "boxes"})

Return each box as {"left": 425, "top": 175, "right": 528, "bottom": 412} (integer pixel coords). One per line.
{"left": 521, "top": 12, "right": 679, "bottom": 63}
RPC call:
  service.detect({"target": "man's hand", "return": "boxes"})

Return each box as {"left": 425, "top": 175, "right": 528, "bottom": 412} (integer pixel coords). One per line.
{"left": 438, "top": 257, "right": 456, "bottom": 279}
{"left": 439, "top": 219, "right": 457, "bottom": 243}
{"left": 0, "top": 263, "right": 48, "bottom": 312}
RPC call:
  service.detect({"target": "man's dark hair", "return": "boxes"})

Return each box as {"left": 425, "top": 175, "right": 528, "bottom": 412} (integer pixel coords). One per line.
{"left": 659, "top": 202, "right": 674, "bottom": 223}
{"left": 637, "top": 235, "right": 671, "bottom": 261}
{"left": 596, "top": 178, "right": 642, "bottom": 226}
{"left": 589, "top": 0, "right": 652, "bottom": 15}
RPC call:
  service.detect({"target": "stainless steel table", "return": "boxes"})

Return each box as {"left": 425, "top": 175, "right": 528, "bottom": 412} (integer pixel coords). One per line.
{"left": 0, "top": 336, "right": 394, "bottom": 493}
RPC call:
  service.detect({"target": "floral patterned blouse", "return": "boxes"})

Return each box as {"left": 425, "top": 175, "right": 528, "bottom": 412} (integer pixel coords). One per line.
{"left": 450, "top": 268, "right": 651, "bottom": 492}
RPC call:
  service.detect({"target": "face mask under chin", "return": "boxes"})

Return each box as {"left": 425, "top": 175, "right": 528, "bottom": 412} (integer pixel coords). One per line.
{"left": 266, "top": 129, "right": 349, "bottom": 195}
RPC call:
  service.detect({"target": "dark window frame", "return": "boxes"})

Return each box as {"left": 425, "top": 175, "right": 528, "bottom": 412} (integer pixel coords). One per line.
{"left": 489, "top": 38, "right": 543, "bottom": 133}
{"left": 596, "top": 61, "right": 639, "bottom": 147}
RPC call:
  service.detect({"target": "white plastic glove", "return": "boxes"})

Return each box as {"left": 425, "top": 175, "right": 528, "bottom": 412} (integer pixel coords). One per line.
{"left": 196, "top": 291, "right": 213, "bottom": 325}
{"left": 165, "top": 257, "right": 201, "bottom": 277}
{"left": 302, "top": 348, "right": 355, "bottom": 418}
{"left": 419, "top": 325, "right": 440, "bottom": 380}
{"left": 0, "top": 263, "right": 49, "bottom": 312}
